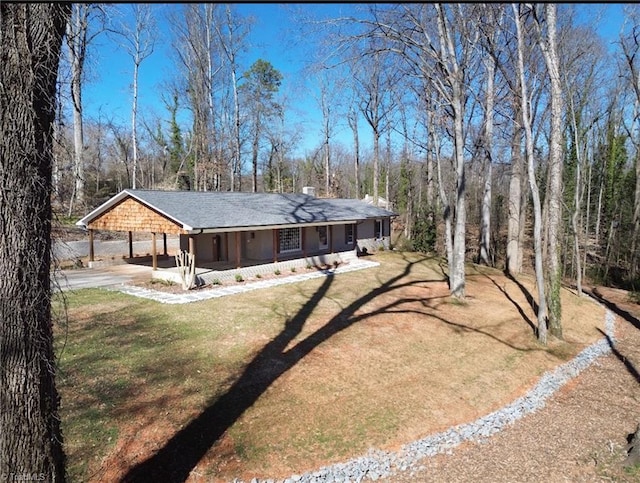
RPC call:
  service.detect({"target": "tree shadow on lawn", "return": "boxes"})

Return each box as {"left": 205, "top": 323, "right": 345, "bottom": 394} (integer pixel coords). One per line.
{"left": 122, "top": 255, "right": 535, "bottom": 482}
{"left": 597, "top": 329, "right": 640, "bottom": 384}
{"left": 471, "top": 267, "right": 537, "bottom": 336}
{"left": 589, "top": 288, "right": 640, "bottom": 333}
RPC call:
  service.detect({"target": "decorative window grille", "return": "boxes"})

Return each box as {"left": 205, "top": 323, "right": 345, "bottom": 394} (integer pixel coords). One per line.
{"left": 279, "top": 227, "right": 301, "bottom": 253}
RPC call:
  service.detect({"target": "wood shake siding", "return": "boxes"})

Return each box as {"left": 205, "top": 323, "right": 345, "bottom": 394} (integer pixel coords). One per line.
{"left": 87, "top": 197, "right": 184, "bottom": 234}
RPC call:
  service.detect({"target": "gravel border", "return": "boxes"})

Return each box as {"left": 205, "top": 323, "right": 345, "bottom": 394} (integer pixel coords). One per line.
{"left": 112, "top": 260, "right": 380, "bottom": 304}
{"left": 237, "top": 308, "right": 616, "bottom": 483}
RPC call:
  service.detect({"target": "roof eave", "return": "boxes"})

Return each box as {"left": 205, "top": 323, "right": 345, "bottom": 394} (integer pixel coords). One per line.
{"left": 184, "top": 219, "right": 368, "bottom": 234}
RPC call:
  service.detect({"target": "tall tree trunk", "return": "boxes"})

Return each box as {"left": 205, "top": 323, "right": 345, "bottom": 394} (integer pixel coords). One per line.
{"left": 479, "top": 53, "right": 495, "bottom": 266}
{"left": 67, "top": 4, "right": 88, "bottom": 213}
{"left": 251, "top": 118, "right": 260, "bottom": 192}
{"left": 435, "top": 4, "right": 467, "bottom": 298}
{"left": 348, "top": 109, "right": 360, "bottom": 199}
{"left": 507, "top": 109, "right": 523, "bottom": 275}
{"left": 132, "top": 59, "right": 139, "bottom": 189}
{"left": 450, "top": 89, "right": 467, "bottom": 298}
{"left": 1, "top": 3, "right": 70, "bottom": 479}
{"left": 372, "top": 128, "right": 379, "bottom": 205}
{"left": 434, "top": 127, "right": 454, "bottom": 277}
{"left": 514, "top": 3, "right": 548, "bottom": 344}
{"left": 567, "top": 84, "right": 584, "bottom": 296}
{"left": 536, "top": 4, "right": 564, "bottom": 339}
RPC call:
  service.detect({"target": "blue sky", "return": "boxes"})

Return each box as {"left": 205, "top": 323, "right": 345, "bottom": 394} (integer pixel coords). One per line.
{"left": 83, "top": 3, "right": 356, "bottom": 155}
{"left": 81, "top": 3, "right": 629, "bottom": 157}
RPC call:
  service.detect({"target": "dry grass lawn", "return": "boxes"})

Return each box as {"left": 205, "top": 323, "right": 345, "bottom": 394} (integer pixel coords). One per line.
{"left": 54, "top": 252, "right": 607, "bottom": 482}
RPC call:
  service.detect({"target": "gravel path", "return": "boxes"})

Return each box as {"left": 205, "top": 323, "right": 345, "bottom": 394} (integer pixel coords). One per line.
{"left": 239, "top": 292, "right": 640, "bottom": 483}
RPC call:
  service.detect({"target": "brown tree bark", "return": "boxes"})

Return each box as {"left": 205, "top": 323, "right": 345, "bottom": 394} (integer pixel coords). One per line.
{"left": 1, "top": 3, "right": 70, "bottom": 480}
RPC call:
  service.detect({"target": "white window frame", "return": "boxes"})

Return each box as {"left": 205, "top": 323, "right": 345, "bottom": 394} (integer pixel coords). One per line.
{"left": 279, "top": 227, "right": 301, "bottom": 253}
{"left": 345, "top": 224, "right": 354, "bottom": 244}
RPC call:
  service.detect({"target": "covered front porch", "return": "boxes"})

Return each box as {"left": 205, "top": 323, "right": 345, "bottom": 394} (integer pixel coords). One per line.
{"left": 83, "top": 225, "right": 359, "bottom": 286}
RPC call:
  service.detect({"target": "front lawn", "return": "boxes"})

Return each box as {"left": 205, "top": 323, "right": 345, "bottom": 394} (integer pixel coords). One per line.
{"left": 54, "top": 252, "right": 606, "bottom": 482}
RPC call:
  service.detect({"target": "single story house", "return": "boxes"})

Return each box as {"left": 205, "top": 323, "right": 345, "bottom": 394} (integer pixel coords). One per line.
{"left": 76, "top": 189, "right": 396, "bottom": 272}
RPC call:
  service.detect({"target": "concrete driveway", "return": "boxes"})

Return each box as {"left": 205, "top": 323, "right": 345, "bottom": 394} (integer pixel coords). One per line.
{"left": 52, "top": 264, "right": 152, "bottom": 292}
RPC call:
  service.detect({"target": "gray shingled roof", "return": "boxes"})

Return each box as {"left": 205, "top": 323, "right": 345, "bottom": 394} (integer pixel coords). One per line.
{"left": 78, "top": 189, "right": 396, "bottom": 231}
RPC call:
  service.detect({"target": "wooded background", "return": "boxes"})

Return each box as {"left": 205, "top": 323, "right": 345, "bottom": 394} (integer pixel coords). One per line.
{"left": 54, "top": 4, "right": 640, "bottom": 301}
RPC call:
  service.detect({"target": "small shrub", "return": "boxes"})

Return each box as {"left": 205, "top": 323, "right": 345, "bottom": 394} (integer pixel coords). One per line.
{"left": 150, "top": 278, "right": 175, "bottom": 286}
{"left": 235, "top": 274, "right": 244, "bottom": 283}
{"left": 212, "top": 279, "right": 221, "bottom": 285}
{"left": 306, "top": 263, "right": 313, "bottom": 270}
{"left": 274, "top": 269, "right": 281, "bottom": 275}
{"left": 290, "top": 267, "right": 296, "bottom": 273}
{"left": 256, "top": 273, "right": 262, "bottom": 279}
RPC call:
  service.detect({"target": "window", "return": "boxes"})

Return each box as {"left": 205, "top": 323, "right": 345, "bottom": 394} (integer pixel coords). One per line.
{"left": 345, "top": 224, "right": 354, "bottom": 244}
{"left": 278, "top": 227, "right": 301, "bottom": 253}
{"left": 318, "top": 225, "right": 328, "bottom": 249}
{"left": 375, "top": 219, "right": 383, "bottom": 239}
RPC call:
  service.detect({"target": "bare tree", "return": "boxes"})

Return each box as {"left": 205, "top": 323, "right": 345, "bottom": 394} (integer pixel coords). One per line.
{"left": 369, "top": 4, "right": 480, "bottom": 297}
{"left": 353, "top": 44, "right": 397, "bottom": 205}
{"left": 532, "top": 3, "right": 565, "bottom": 339}
{"left": 347, "top": 103, "right": 361, "bottom": 198}
{"left": 213, "top": 5, "right": 251, "bottom": 191}
{"left": 476, "top": 5, "right": 502, "bottom": 266}
{"left": 620, "top": 7, "right": 640, "bottom": 277}
{"left": 513, "top": 3, "right": 548, "bottom": 343}
{"left": 1, "top": 3, "right": 71, "bottom": 478}
{"left": 111, "top": 5, "right": 156, "bottom": 190}
{"left": 65, "top": 4, "right": 103, "bottom": 213}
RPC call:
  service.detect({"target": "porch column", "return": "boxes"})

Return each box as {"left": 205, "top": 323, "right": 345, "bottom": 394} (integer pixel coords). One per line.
{"left": 329, "top": 225, "right": 334, "bottom": 253}
{"left": 235, "top": 231, "right": 241, "bottom": 268}
{"left": 224, "top": 232, "right": 229, "bottom": 261}
{"left": 188, "top": 235, "right": 196, "bottom": 259}
{"left": 354, "top": 223, "right": 358, "bottom": 249}
{"left": 128, "top": 231, "right": 133, "bottom": 259}
{"left": 88, "top": 229, "right": 94, "bottom": 262}
{"left": 151, "top": 232, "right": 157, "bottom": 270}
{"left": 272, "top": 229, "right": 278, "bottom": 263}
{"left": 163, "top": 233, "right": 168, "bottom": 256}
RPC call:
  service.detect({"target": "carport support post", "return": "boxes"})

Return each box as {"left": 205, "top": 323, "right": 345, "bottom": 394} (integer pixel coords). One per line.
{"left": 128, "top": 231, "right": 133, "bottom": 259}
{"left": 88, "top": 229, "right": 94, "bottom": 262}
{"left": 188, "top": 235, "right": 195, "bottom": 259}
{"left": 151, "top": 232, "right": 157, "bottom": 270}
{"left": 163, "top": 233, "right": 167, "bottom": 256}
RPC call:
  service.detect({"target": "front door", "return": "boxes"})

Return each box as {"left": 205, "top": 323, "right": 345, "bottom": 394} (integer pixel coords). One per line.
{"left": 212, "top": 235, "right": 222, "bottom": 262}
